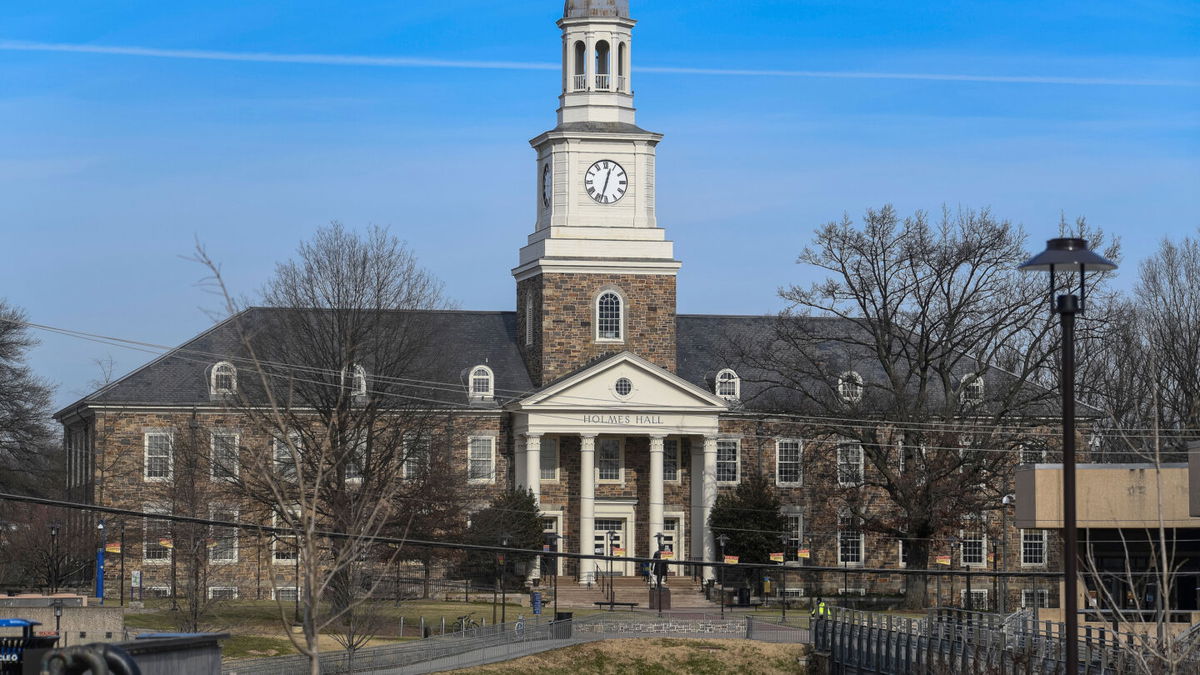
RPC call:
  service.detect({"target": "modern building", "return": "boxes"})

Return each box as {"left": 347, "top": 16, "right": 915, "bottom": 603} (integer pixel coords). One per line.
{"left": 55, "top": 0, "right": 1061, "bottom": 607}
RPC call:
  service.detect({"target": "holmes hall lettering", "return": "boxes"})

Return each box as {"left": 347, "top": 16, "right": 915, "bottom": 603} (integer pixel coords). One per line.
{"left": 583, "top": 414, "right": 663, "bottom": 425}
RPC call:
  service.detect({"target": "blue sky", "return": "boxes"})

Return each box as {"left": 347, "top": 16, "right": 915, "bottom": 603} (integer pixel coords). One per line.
{"left": 1, "top": 0, "right": 1197, "bottom": 409}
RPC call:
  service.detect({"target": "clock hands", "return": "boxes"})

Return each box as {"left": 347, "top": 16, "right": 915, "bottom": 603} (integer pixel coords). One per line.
{"left": 600, "top": 166, "right": 613, "bottom": 202}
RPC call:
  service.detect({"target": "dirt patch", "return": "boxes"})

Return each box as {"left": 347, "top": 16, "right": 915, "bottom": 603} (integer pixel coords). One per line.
{"left": 447, "top": 638, "right": 810, "bottom": 674}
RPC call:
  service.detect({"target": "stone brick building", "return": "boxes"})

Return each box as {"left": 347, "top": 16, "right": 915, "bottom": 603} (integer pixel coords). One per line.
{"left": 55, "top": 0, "right": 1064, "bottom": 609}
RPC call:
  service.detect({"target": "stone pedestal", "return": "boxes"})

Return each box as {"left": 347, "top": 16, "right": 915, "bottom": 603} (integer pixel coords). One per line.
{"left": 648, "top": 587, "right": 672, "bottom": 611}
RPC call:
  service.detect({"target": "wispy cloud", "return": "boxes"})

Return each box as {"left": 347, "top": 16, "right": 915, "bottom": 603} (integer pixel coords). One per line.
{"left": 1, "top": 39, "right": 1195, "bottom": 88}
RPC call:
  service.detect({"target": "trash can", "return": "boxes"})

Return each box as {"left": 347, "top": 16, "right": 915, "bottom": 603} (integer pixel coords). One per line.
{"left": 737, "top": 587, "right": 752, "bottom": 606}
{"left": 649, "top": 587, "right": 672, "bottom": 611}
{"left": 552, "top": 612, "right": 573, "bottom": 639}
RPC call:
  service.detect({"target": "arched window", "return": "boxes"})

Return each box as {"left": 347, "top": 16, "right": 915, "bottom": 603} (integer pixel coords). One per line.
{"left": 596, "top": 291, "right": 623, "bottom": 342}
{"left": 595, "top": 40, "right": 611, "bottom": 90}
{"left": 470, "top": 365, "right": 494, "bottom": 400}
{"left": 341, "top": 364, "right": 367, "bottom": 398}
{"left": 837, "top": 371, "right": 864, "bottom": 403}
{"left": 715, "top": 369, "right": 740, "bottom": 400}
{"left": 211, "top": 362, "right": 237, "bottom": 395}
{"left": 961, "top": 374, "right": 984, "bottom": 405}
{"left": 573, "top": 41, "right": 586, "bottom": 91}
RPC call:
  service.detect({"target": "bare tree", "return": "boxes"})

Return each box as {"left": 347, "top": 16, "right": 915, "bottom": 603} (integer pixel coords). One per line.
{"left": 0, "top": 300, "right": 58, "bottom": 495}
{"left": 0, "top": 504, "right": 90, "bottom": 592}
{"left": 193, "top": 223, "right": 459, "bottom": 674}
{"left": 733, "top": 206, "right": 1070, "bottom": 608}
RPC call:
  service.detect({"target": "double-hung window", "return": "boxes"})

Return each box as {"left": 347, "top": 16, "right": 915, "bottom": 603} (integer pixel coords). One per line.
{"left": 961, "top": 515, "right": 986, "bottom": 567}
{"left": 209, "top": 506, "right": 238, "bottom": 563}
{"left": 144, "top": 432, "right": 173, "bottom": 481}
{"left": 468, "top": 437, "right": 495, "bottom": 483}
{"left": 776, "top": 439, "right": 802, "bottom": 486}
{"left": 539, "top": 437, "right": 559, "bottom": 481}
{"left": 663, "top": 439, "right": 679, "bottom": 481}
{"left": 838, "top": 510, "right": 863, "bottom": 565}
{"left": 403, "top": 433, "right": 431, "bottom": 480}
{"left": 274, "top": 432, "right": 300, "bottom": 480}
{"left": 598, "top": 439, "right": 622, "bottom": 481}
{"left": 1021, "top": 529, "right": 1046, "bottom": 566}
{"left": 143, "top": 508, "right": 171, "bottom": 563}
{"left": 211, "top": 432, "right": 239, "bottom": 480}
{"left": 785, "top": 513, "right": 803, "bottom": 559}
{"left": 272, "top": 508, "right": 299, "bottom": 563}
{"left": 716, "top": 440, "right": 739, "bottom": 483}
{"left": 837, "top": 442, "right": 864, "bottom": 486}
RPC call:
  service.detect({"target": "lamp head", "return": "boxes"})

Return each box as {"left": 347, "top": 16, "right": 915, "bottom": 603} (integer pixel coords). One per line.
{"left": 1019, "top": 238, "right": 1117, "bottom": 274}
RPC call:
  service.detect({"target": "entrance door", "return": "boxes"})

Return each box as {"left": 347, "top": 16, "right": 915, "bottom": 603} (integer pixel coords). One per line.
{"left": 594, "top": 518, "right": 626, "bottom": 576}
{"left": 662, "top": 518, "right": 682, "bottom": 575}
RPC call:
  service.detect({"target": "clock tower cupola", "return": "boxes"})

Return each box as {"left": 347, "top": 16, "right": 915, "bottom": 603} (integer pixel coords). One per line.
{"left": 516, "top": 0, "right": 679, "bottom": 386}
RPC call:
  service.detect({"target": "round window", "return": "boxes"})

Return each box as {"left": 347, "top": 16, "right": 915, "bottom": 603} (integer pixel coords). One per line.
{"left": 615, "top": 377, "right": 633, "bottom": 397}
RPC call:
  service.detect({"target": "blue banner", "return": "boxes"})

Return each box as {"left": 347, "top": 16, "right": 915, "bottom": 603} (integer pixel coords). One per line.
{"left": 531, "top": 591, "right": 542, "bottom": 615}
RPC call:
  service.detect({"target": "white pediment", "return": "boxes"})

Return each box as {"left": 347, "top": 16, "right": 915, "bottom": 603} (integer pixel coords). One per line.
{"left": 516, "top": 352, "right": 729, "bottom": 412}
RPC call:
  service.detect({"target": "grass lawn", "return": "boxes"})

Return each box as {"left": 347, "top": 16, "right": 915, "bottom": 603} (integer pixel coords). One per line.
{"left": 448, "top": 638, "right": 809, "bottom": 674}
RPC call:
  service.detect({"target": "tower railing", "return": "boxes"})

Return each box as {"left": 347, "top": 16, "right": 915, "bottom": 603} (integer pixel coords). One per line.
{"left": 616, "top": 76, "right": 627, "bottom": 92}
{"left": 572, "top": 74, "right": 587, "bottom": 91}
{"left": 595, "top": 74, "right": 611, "bottom": 90}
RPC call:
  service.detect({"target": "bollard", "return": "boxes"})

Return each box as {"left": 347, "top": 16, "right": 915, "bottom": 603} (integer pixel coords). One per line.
{"left": 440, "top": 617, "right": 445, "bottom": 635}
{"left": 400, "top": 617, "right": 405, "bottom": 637}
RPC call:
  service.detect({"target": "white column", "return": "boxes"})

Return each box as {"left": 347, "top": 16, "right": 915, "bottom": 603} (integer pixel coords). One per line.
{"left": 690, "top": 438, "right": 704, "bottom": 574}
{"left": 525, "top": 434, "right": 542, "bottom": 504}
{"left": 702, "top": 436, "right": 718, "bottom": 581}
{"left": 648, "top": 435, "right": 665, "bottom": 562}
{"left": 579, "top": 434, "right": 596, "bottom": 586}
{"left": 514, "top": 436, "right": 527, "bottom": 490}
{"left": 525, "top": 434, "right": 542, "bottom": 582}
{"left": 585, "top": 35, "right": 595, "bottom": 91}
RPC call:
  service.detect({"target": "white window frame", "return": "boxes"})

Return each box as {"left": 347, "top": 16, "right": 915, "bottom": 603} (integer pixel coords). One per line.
{"left": 207, "top": 586, "right": 239, "bottom": 600}
{"left": 467, "top": 436, "right": 496, "bottom": 484}
{"left": 838, "top": 588, "right": 867, "bottom": 596}
{"left": 209, "top": 506, "right": 238, "bottom": 564}
{"left": 715, "top": 369, "right": 740, "bottom": 400}
{"left": 838, "top": 371, "right": 864, "bottom": 403}
{"left": 402, "top": 432, "right": 431, "bottom": 480}
{"left": 899, "top": 441, "right": 925, "bottom": 474}
{"left": 596, "top": 438, "right": 624, "bottom": 484}
{"left": 961, "top": 588, "right": 989, "bottom": 607}
{"left": 541, "top": 511, "right": 564, "bottom": 576}
{"left": 272, "top": 509, "right": 299, "bottom": 564}
{"left": 210, "top": 361, "right": 237, "bottom": 396}
{"left": 1021, "top": 529, "right": 1047, "bottom": 567}
{"left": 1019, "top": 444, "right": 1046, "bottom": 464}
{"left": 341, "top": 364, "right": 368, "bottom": 398}
{"left": 716, "top": 439, "right": 739, "bottom": 484}
{"left": 143, "top": 508, "right": 171, "bottom": 564}
{"left": 898, "top": 539, "right": 909, "bottom": 568}
{"left": 210, "top": 431, "right": 240, "bottom": 481}
{"left": 961, "top": 374, "right": 984, "bottom": 405}
{"left": 145, "top": 586, "right": 171, "bottom": 598}
{"left": 274, "top": 432, "right": 301, "bottom": 480}
{"left": 776, "top": 439, "right": 803, "bottom": 487}
{"left": 143, "top": 431, "right": 174, "bottom": 482}
{"left": 539, "top": 437, "right": 560, "bottom": 482}
{"left": 783, "top": 510, "right": 803, "bottom": 559}
{"left": 662, "top": 438, "right": 680, "bottom": 482}
{"left": 273, "top": 587, "right": 299, "bottom": 602}
{"left": 837, "top": 441, "right": 864, "bottom": 487}
{"left": 594, "top": 289, "right": 625, "bottom": 343}
{"left": 1021, "top": 589, "right": 1050, "bottom": 609}
{"left": 837, "top": 510, "right": 864, "bottom": 567}
{"left": 469, "top": 365, "right": 495, "bottom": 401}
{"left": 960, "top": 516, "right": 987, "bottom": 568}
{"left": 344, "top": 432, "right": 365, "bottom": 484}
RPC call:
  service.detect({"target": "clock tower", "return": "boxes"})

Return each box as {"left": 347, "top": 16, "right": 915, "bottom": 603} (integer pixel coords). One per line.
{"left": 516, "top": 0, "right": 680, "bottom": 386}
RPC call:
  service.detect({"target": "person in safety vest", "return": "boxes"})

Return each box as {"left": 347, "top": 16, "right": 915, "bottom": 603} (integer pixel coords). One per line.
{"left": 811, "top": 597, "right": 830, "bottom": 618}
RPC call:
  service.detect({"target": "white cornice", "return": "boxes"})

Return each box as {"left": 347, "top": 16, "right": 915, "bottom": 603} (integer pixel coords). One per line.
{"left": 512, "top": 258, "right": 681, "bottom": 282}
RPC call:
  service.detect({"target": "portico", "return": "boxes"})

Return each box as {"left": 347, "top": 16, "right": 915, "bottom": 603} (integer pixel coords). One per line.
{"left": 510, "top": 351, "right": 727, "bottom": 583}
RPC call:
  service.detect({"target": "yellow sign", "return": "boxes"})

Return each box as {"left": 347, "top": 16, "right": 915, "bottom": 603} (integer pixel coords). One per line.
{"left": 660, "top": 550, "right": 674, "bottom": 559}
{"left": 987, "top": 552, "right": 995, "bottom": 563}
{"left": 770, "top": 552, "right": 785, "bottom": 563}
{"left": 613, "top": 547, "right": 626, "bottom": 556}
{"left": 723, "top": 555, "right": 739, "bottom": 565}
{"left": 104, "top": 542, "right": 122, "bottom": 554}
{"left": 798, "top": 548, "right": 810, "bottom": 559}
{"left": 936, "top": 555, "right": 951, "bottom": 566}
{"left": 158, "top": 538, "right": 174, "bottom": 550}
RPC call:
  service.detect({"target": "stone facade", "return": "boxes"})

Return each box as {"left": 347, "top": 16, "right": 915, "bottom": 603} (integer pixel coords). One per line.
{"left": 519, "top": 272, "right": 677, "bottom": 386}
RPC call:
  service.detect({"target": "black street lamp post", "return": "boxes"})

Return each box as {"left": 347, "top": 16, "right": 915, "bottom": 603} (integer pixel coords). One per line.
{"left": 49, "top": 523, "right": 60, "bottom": 594}
{"left": 606, "top": 530, "right": 617, "bottom": 609}
{"left": 654, "top": 532, "right": 665, "bottom": 617}
{"left": 1020, "top": 237, "right": 1117, "bottom": 675}
{"left": 717, "top": 533, "right": 729, "bottom": 620}
{"left": 778, "top": 534, "right": 789, "bottom": 623}
{"left": 500, "top": 535, "right": 510, "bottom": 624}
{"left": 52, "top": 600, "right": 63, "bottom": 638}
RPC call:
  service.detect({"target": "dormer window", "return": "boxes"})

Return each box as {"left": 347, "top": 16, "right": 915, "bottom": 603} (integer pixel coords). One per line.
{"left": 340, "top": 364, "right": 367, "bottom": 399}
{"left": 210, "top": 362, "right": 237, "bottom": 396}
{"left": 837, "top": 371, "right": 864, "bottom": 404}
{"left": 596, "top": 290, "right": 624, "bottom": 342}
{"left": 961, "top": 375, "right": 984, "bottom": 405}
{"left": 715, "top": 369, "right": 740, "bottom": 400}
{"left": 470, "top": 365, "right": 494, "bottom": 401}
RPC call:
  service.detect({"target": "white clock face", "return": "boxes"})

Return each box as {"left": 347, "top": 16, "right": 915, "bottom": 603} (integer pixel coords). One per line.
{"left": 541, "top": 163, "right": 551, "bottom": 208}
{"left": 585, "top": 160, "right": 628, "bottom": 204}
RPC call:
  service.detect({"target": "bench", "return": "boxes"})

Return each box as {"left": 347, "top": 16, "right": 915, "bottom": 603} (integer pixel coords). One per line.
{"left": 594, "top": 601, "right": 639, "bottom": 610}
